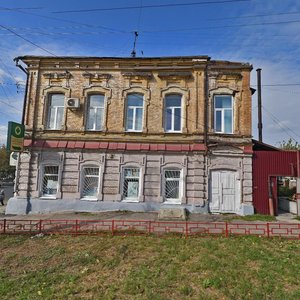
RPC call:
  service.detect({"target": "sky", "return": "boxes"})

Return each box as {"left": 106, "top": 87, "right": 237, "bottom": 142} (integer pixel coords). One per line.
{"left": 0, "top": 0, "right": 300, "bottom": 147}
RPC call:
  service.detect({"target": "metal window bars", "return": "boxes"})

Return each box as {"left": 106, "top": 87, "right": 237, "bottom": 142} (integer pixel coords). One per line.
{"left": 42, "top": 165, "right": 59, "bottom": 196}
{"left": 82, "top": 167, "right": 100, "bottom": 198}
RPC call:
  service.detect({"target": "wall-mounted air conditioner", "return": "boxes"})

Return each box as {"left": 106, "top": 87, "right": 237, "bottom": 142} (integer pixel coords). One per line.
{"left": 66, "top": 98, "right": 80, "bottom": 109}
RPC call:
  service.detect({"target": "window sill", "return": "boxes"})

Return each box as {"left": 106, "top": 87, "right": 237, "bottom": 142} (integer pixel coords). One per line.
{"left": 164, "top": 199, "right": 181, "bottom": 204}
{"left": 122, "top": 199, "right": 139, "bottom": 203}
{"left": 80, "top": 197, "right": 98, "bottom": 201}
{"left": 40, "top": 196, "right": 57, "bottom": 200}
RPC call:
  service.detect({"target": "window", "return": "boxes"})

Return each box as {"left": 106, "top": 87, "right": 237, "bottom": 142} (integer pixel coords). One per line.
{"left": 47, "top": 94, "right": 64, "bottom": 130}
{"left": 122, "top": 168, "right": 140, "bottom": 201}
{"left": 164, "top": 169, "right": 182, "bottom": 203}
{"left": 126, "top": 93, "right": 143, "bottom": 131}
{"left": 42, "top": 165, "right": 59, "bottom": 197}
{"left": 81, "top": 167, "right": 100, "bottom": 199}
{"left": 214, "top": 95, "right": 233, "bottom": 134}
{"left": 87, "top": 94, "right": 105, "bottom": 131}
{"left": 164, "top": 94, "right": 182, "bottom": 132}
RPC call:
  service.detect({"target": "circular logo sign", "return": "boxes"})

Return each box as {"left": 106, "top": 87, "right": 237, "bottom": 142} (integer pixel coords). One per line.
{"left": 15, "top": 126, "right": 22, "bottom": 136}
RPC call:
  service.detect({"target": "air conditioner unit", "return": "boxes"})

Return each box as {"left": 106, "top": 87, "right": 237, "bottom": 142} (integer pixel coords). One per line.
{"left": 66, "top": 98, "right": 80, "bottom": 109}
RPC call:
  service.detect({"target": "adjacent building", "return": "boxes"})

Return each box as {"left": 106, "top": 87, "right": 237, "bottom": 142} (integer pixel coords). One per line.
{"left": 6, "top": 55, "right": 254, "bottom": 215}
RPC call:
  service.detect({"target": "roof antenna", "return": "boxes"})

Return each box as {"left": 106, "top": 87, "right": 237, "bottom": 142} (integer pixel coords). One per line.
{"left": 131, "top": 31, "right": 139, "bottom": 58}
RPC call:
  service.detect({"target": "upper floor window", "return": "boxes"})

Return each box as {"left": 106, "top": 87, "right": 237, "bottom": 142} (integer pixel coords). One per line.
{"left": 87, "top": 94, "right": 105, "bottom": 131}
{"left": 47, "top": 94, "right": 64, "bottom": 130}
{"left": 81, "top": 166, "right": 100, "bottom": 199}
{"left": 164, "top": 94, "right": 182, "bottom": 132}
{"left": 125, "top": 93, "right": 143, "bottom": 132}
{"left": 126, "top": 94, "right": 144, "bottom": 131}
{"left": 42, "top": 165, "right": 59, "bottom": 197}
{"left": 214, "top": 95, "right": 233, "bottom": 134}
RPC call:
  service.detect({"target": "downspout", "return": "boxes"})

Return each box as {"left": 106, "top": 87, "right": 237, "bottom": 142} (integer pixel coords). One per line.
{"left": 13, "top": 58, "right": 28, "bottom": 125}
{"left": 204, "top": 63, "right": 209, "bottom": 149}
{"left": 13, "top": 58, "right": 29, "bottom": 199}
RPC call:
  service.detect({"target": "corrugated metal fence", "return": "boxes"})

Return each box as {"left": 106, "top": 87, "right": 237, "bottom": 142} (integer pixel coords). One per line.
{"left": 253, "top": 151, "right": 298, "bottom": 214}
{"left": 0, "top": 219, "right": 299, "bottom": 239}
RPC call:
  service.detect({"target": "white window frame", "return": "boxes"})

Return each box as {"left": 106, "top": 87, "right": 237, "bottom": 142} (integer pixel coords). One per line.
{"left": 86, "top": 94, "right": 105, "bottom": 131}
{"left": 163, "top": 169, "right": 183, "bottom": 204}
{"left": 164, "top": 94, "right": 182, "bottom": 133}
{"left": 80, "top": 166, "right": 100, "bottom": 201}
{"left": 125, "top": 93, "right": 144, "bottom": 132}
{"left": 47, "top": 94, "right": 65, "bottom": 130}
{"left": 41, "top": 165, "right": 59, "bottom": 199}
{"left": 214, "top": 95, "right": 233, "bottom": 134}
{"left": 122, "top": 167, "right": 141, "bottom": 202}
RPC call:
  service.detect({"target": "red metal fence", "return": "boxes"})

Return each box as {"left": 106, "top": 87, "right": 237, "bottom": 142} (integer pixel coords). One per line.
{"left": 0, "top": 219, "right": 299, "bottom": 239}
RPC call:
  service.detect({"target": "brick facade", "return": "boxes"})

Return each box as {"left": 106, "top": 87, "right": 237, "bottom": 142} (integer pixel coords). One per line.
{"left": 6, "top": 55, "right": 254, "bottom": 215}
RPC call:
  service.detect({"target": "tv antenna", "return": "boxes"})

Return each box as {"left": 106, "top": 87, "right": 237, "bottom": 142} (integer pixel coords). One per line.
{"left": 131, "top": 31, "right": 139, "bottom": 58}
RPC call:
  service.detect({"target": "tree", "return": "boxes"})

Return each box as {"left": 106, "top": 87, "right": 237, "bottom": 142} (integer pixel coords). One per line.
{"left": 0, "top": 145, "right": 15, "bottom": 180}
{"left": 278, "top": 138, "right": 300, "bottom": 150}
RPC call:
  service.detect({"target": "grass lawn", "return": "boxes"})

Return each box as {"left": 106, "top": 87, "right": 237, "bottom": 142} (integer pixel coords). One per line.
{"left": 0, "top": 235, "right": 299, "bottom": 300}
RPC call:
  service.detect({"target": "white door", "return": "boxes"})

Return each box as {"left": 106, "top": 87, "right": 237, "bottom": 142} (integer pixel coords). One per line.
{"left": 210, "top": 170, "right": 240, "bottom": 213}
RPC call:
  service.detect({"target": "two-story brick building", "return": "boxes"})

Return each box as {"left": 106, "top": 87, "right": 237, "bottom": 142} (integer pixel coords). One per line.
{"left": 6, "top": 55, "right": 254, "bottom": 215}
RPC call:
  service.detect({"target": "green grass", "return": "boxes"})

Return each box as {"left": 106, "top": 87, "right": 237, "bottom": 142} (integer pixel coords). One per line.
{"left": 0, "top": 235, "right": 299, "bottom": 299}
{"left": 294, "top": 216, "right": 300, "bottom": 221}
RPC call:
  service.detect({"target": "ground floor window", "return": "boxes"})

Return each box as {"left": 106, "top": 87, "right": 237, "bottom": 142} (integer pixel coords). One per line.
{"left": 164, "top": 169, "right": 182, "bottom": 203}
{"left": 81, "top": 167, "right": 100, "bottom": 199}
{"left": 42, "top": 165, "right": 59, "bottom": 197}
{"left": 122, "top": 167, "right": 140, "bottom": 201}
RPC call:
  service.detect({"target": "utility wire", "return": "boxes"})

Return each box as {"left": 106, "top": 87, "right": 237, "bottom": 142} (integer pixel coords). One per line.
{"left": 52, "top": 0, "right": 250, "bottom": 14}
{"left": 0, "top": 7, "right": 43, "bottom": 11}
{"left": 262, "top": 106, "right": 300, "bottom": 141}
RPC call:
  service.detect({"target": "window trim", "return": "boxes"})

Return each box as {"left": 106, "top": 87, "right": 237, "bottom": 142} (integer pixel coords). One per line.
{"left": 86, "top": 94, "right": 106, "bottom": 131}
{"left": 214, "top": 95, "right": 233, "bottom": 134}
{"left": 125, "top": 93, "right": 144, "bottom": 132}
{"left": 80, "top": 165, "right": 101, "bottom": 201}
{"left": 121, "top": 166, "right": 141, "bottom": 202}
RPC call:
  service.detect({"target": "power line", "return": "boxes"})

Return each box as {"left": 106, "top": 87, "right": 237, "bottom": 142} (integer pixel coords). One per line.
{"left": 209, "top": 10, "right": 300, "bottom": 20}
{"left": 0, "top": 6, "right": 125, "bottom": 34}
{"left": 262, "top": 106, "right": 300, "bottom": 141}
{"left": 0, "top": 7, "right": 43, "bottom": 11}
{"left": 0, "top": 24, "right": 60, "bottom": 57}
{"left": 52, "top": 0, "right": 250, "bottom": 14}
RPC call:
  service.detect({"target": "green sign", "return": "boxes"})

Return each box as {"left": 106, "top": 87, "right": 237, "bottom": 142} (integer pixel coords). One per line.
{"left": 7, "top": 121, "right": 25, "bottom": 151}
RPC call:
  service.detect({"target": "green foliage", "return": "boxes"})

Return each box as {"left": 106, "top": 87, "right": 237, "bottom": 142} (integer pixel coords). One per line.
{"left": 279, "top": 138, "right": 300, "bottom": 150}
{"left": 0, "top": 145, "right": 15, "bottom": 180}
{"left": 278, "top": 185, "right": 296, "bottom": 198}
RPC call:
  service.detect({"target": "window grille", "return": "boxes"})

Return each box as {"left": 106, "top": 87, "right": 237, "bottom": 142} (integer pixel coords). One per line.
{"left": 164, "top": 170, "right": 181, "bottom": 200}
{"left": 123, "top": 168, "right": 140, "bottom": 199}
{"left": 82, "top": 167, "right": 100, "bottom": 198}
{"left": 42, "top": 165, "right": 59, "bottom": 196}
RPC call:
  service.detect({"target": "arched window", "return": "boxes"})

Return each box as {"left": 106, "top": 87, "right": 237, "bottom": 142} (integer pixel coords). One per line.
{"left": 164, "top": 94, "right": 182, "bottom": 132}
{"left": 47, "top": 94, "right": 65, "bottom": 130}
{"left": 86, "top": 94, "right": 105, "bottom": 131}
{"left": 125, "top": 93, "right": 144, "bottom": 132}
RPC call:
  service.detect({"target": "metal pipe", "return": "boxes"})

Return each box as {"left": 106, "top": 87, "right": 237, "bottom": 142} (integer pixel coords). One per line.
{"left": 256, "top": 68, "right": 263, "bottom": 142}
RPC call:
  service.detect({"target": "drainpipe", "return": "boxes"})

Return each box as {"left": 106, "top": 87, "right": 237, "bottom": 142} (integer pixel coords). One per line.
{"left": 297, "top": 151, "right": 300, "bottom": 216}
{"left": 256, "top": 68, "right": 263, "bottom": 143}
{"left": 13, "top": 58, "right": 28, "bottom": 125}
{"left": 204, "top": 63, "right": 209, "bottom": 149}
